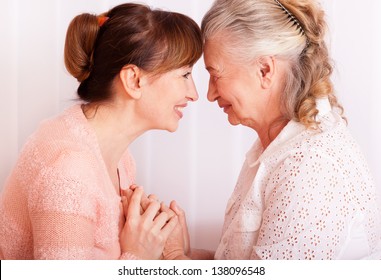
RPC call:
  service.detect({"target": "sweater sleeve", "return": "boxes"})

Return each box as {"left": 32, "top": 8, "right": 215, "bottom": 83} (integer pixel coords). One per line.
{"left": 28, "top": 152, "right": 99, "bottom": 259}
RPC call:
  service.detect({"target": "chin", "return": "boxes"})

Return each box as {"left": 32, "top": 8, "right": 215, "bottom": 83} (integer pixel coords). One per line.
{"left": 166, "top": 123, "right": 179, "bottom": 133}
{"left": 227, "top": 115, "right": 241, "bottom": 126}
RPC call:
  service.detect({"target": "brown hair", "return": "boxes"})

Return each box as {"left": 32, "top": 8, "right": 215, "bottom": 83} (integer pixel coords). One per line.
{"left": 202, "top": 0, "right": 344, "bottom": 129}
{"left": 64, "top": 3, "right": 202, "bottom": 103}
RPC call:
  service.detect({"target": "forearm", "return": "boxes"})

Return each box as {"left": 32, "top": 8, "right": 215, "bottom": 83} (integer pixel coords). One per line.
{"left": 31, "top": 211, "right": 96, "bottom": 259}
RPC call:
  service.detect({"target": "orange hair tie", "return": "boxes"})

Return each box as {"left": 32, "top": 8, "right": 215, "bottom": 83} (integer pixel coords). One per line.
{"left": 97, "top": 16, "right": 109, "bottom": 27}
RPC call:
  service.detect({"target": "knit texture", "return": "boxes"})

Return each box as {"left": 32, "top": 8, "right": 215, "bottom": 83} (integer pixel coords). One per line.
{"left": 0, "top": 104, "right": 137, "bottom": 259}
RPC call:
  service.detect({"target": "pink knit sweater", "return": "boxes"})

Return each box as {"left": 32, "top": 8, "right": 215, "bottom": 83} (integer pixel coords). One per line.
{"left": 0, "top": 104, "right": 138, "bottom": 259}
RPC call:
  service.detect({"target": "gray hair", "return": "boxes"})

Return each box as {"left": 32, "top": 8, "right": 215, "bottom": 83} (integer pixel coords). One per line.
{"left": 202, "top": 0, "right": 344, "bottom": 128}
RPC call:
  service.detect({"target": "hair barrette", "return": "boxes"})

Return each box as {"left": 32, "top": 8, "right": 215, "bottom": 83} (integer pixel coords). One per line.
{"left": 273, "top": 0, "right": 305, "bottom": 35}
{"left": 97, "top": 16, "right": 109, "bottom": 27}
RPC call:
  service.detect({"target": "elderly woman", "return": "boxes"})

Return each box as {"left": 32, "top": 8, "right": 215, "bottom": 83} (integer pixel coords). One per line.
{"left": 164, "top": 0, "right": 381, "bottom": 260}
{"left": 200, "top": 0, "right": 381, "bottom": 260}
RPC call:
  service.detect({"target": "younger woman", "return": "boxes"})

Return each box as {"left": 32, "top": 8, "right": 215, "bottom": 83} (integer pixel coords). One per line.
{"left": 0, "top": 3, "right": 202, "bottom": 260}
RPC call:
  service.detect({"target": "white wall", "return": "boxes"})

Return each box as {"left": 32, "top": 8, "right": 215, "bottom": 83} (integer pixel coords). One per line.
{"left": 1, "top": 0, "right": 380, "bottom": 251}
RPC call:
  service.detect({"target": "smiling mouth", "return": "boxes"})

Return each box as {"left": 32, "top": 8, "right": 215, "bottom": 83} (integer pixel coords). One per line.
{"left": 174, "top": 105, "right": 185, "bottom": 118}
{"left": 221, "top": 105, "right": 231, "bottom": 113}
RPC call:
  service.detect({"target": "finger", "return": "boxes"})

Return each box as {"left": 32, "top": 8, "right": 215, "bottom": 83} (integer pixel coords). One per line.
{"left": 125, "top": 189, "right": 143, "bottom": 214}
{"left": 127, "top": 186, "right": 144, "bottom": 218}
{"left": 170, "top": 200, "right": 190, "bottom": 252}
{"left": 131, "top": 185, "right": 148, "bottom": 215}
{"left": 121, "top": 196, "right": 128, "bottom": 217}
{"left": 148, "top": 194, "right": 159, "bottom": 201}
{"left": 170, "top": 201, "right": 186, "bottom": 220}
{"left": 160, "top": 215, "right": 179, "bottom": 239}
{"left": 121, "top": 188, "right": 133, "bottom": 201}
{"left": 142, "top": 200, "right": 161, "bottom": 221}
{"left": 152, "top": 211, "right": 170, "bottom": 232}
{"left": 121, "top": 196, "right": 128, "bottom": 211}
{"left": 141, "top": 196, "right": 151, "bottom": 212}
{"left": 161, "top": 202, "right": 176, "bottom": 219}
{"left": 126, "top": 189, "right": 133, "bottom": 204}
{"left": 171, "top": 201, "right": 188, "bottom": 234}
{"left": 144, "top": 194, "right": 159, "bottom": 215}
{"left": 120, "top": 188, "right": 128, "bottom": 196}
{"left": 129, "top": 184, "right": 139, "bottom": 190}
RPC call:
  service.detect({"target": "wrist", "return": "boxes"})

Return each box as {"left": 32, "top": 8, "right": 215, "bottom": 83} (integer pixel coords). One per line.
{"left": 174, "top": 254, "right": 191, "bottom": 260}
{"left": 163, "top": 249, "right": 185, "bottom": 260}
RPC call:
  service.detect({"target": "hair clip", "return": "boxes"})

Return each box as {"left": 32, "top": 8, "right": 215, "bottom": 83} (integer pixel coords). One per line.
{"left": 97, "top": 16, "right": 109, "bottom": 27}
{"left": 273, "top": 0, "right": 305, "bottom": 35}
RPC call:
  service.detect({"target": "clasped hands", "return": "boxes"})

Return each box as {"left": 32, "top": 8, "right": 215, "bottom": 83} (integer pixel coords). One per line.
{"left": 119, "top": 185, "right": 190, "bottom": 260}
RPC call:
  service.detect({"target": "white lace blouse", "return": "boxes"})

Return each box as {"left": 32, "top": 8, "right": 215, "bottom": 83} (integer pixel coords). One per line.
{"left": 214, "top": 98, "right": 381, "bottom": 260}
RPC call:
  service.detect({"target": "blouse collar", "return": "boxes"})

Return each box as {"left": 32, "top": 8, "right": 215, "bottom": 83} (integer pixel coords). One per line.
{"left": 247, "top": 97, "right": 332, "bottom": 167}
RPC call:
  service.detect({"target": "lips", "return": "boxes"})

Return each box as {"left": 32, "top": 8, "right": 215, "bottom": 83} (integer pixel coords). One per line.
{"left": 174, "top": 104, "right": 187, "bottom": 118}
{"left": 219, "top": 103, "right": 232, "bottom": 113}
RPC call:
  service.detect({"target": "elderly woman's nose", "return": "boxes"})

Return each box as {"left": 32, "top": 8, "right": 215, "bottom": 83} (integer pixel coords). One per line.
{"left": 207, "top": 79, "right": 218, "bottom": 102}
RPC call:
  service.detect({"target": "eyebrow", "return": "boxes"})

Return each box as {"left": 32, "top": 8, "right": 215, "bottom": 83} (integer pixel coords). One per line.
{"left": 206, "top": 66, "right": 219, "bottom": 73}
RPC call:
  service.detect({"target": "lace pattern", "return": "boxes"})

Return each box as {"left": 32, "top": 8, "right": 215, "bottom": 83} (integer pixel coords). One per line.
{"left": 215, "top": 99, "right": 381, "bottom": 260}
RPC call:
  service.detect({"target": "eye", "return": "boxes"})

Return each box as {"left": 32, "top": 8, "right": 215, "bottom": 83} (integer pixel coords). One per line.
{"left": 183, "top": 72, "right": 191, "bottom": 79}
{"left": 211, "top": 75, "right": 219, "bottom": 82}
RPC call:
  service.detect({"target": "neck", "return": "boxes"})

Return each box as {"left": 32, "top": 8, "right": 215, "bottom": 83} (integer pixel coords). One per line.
{"left": 241, "top": 111, "right": 289, "bottom": 150}
{"left": 251, "top": 89, "right": 287, "bottom": 150}
{"left": 251, "top": 117, "right": 288, "bottom": 150}
{"left": 82, "top": 102, "right": 146, "bottom": 181}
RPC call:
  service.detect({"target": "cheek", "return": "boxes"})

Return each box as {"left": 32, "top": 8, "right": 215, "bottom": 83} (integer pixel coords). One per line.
{"left": 167, "top": 81, "right": 184, "bottom": 97}
{"left": 217, "top": 82, "right": 241, "bottom": 103}
{"left": 215, "top": 81, "right": 230, "bottom": 97}
{"left": 187, "top": 80, "right": 197, "bottom": 94}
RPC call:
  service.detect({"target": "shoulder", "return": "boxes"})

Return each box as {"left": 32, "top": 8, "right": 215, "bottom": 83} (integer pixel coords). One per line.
{"left": 263, "top": 113, "right": 356, "bottom": 169}
{"left": 17, "top": 104, "right": 97, "bottom": 170}
{"left": 33, "top": 104, "right": 88, "bottom": 147}
{"left": 14, "top": 106, "right": 102, "bottom": 214}
{"left": 258, "top": 114, "right": 373, "bottom": 194}
{"left": 256, "top": 116, "right": 352, "bottom": 193}
{"left": 27, "top": 149, "right": 101, "bottom": 219}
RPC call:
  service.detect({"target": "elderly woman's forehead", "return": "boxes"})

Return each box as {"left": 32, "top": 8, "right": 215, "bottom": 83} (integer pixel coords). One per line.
{"left": 204, "top": 38, "right": 225, "bottom": 56}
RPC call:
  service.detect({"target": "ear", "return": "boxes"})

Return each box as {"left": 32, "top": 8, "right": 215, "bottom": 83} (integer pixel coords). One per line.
{"left": 119, "top": 65, "right": 142, "bottom": 100}
{"left": 257, "top": 56, "right": 275, "bottom": 89}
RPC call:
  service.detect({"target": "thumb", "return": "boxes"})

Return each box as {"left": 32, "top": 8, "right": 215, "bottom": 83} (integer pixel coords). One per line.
{"left": 169, "top": 200, "right": 179, "bottom": 214}
{"left": 170, "top": 201, "right": 186, "bottom": 221}
{"left": 170, "top": 201, "right": 188, "bottom": 236}
{"left": 170, "top": 200, "right": 190, "bottom": 255}
{"left": 121, "top": 196, "right": 129, "bottom": 218}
